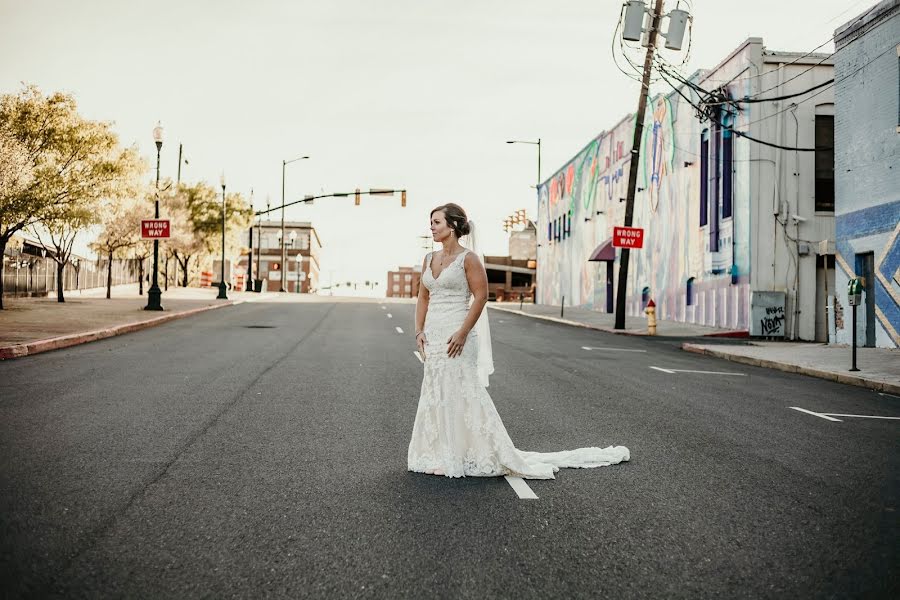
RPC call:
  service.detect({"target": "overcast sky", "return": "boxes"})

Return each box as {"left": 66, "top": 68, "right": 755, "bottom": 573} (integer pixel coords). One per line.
{"left": 0, "top": 0, "right": 871, "bottom": 287}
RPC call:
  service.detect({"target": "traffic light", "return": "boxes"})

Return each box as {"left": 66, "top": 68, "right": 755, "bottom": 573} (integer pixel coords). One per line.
{"left": 354, "top": 188, "right": 361, "bottom": 206}
{"left": 401, "top": 190, "right": 407, "bottom": 207}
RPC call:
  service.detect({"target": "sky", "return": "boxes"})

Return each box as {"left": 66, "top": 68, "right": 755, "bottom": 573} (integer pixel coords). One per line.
{"left": 0, "top": 0, "right": 873, "bottom": 289}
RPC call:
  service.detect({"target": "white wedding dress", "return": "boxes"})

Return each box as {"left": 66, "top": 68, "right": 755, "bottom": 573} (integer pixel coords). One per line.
{"left": 407, "top": 249, "right": 630, "bottom": 479}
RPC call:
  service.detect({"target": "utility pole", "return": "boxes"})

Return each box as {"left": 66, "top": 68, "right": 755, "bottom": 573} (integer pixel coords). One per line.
{"left": 614, "top": 0, "right": 665, "bottom": 330}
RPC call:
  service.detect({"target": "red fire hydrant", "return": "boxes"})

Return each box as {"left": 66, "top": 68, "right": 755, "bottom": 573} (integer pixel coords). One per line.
{"left": 644, "top": 299, "right": 657, "bottom": 336}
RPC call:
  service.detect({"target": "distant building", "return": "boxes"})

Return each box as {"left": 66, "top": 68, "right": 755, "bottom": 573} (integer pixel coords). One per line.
{"left": 387, "top": 266, "right": 421, "bottom": 298}
{"left": 485, "top": 220, "right": 537, "bottom": 302}
{"left": 238, "top": 221, "right": 321, "bottom": 293}
{"left": 831, "top": 0, "right": 900, "bottom": 348}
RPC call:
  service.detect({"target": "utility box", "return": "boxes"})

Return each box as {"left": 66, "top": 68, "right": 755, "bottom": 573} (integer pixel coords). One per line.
{"left": 750, "top": 291, "right": 786, "bottom": 337}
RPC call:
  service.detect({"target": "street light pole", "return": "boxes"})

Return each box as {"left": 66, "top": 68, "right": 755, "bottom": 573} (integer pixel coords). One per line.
{"left": 281, "top": 155, "right": 309, "bottom": 292}
{"left": 217, "top": 173, "right": 228, "bottom": 300}
{"left": 145, "top": 121, "right": 164, "bottom": 311}
{"left": 246, "top": 188, "right": 255, "bottom": 292}
{"left": 507, "top": 138, "right": 542, "bottom": 304}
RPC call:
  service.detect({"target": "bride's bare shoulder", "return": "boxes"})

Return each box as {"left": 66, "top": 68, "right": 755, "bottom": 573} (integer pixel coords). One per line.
{"left": 463, "top": 250, "right": 482, "bottom": 268}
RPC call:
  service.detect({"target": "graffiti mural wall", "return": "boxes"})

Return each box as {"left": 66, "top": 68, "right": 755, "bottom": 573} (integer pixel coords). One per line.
{"left": 537, "top": 75, "right": 752, "bottom": 330}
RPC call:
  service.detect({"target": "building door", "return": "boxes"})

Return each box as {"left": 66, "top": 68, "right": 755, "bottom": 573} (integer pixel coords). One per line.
{"left": 815, "top": 255, "right": 835, "bottom": 342}
{"left": 606, "top": 261, "right": 614, "bottom": 313}
{"left": 855, "top": 252, "right": 876, "bottom": 347}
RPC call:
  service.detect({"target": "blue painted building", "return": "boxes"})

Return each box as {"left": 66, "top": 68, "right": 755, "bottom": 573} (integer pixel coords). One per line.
{"left": 832, "top": 0, "right": 900, "bottom": 348}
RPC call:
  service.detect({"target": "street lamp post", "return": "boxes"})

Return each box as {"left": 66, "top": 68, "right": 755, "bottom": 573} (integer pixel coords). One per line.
{"left": 295, "top": 252, "right": 303, "bottom": 294}
{"left": 145, "top": 121, "right": 165, "bottom": 311}
{"left": 506, "top": 138, "right": 542, "bottom": 187}
{"left": 281, "top": 155, "right": 309, "bottom": 292}
{"left": 507, "top": 138, "right": 542, "bottom": 304}
{"left": 246, "top": 189, "right": 255, "bottom": 292}
{"left": 217, "top": 173, "right": 228, "bottom": 300}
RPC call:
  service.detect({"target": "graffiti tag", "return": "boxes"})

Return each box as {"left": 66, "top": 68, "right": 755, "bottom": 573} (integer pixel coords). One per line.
{"left": 759, "top": 306, "right": 785, "bottom": 336}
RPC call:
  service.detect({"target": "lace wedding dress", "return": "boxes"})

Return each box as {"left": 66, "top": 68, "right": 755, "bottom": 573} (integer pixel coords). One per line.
{"left": 407, "top": 249, "right": 630, "bottom": 479}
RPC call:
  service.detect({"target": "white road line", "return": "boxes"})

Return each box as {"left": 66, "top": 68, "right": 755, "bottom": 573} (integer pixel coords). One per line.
{"left": 380, "top": 306, "right": 386, "bottom": 310}
{"left": 505, "top": 476, "right": 538, "bottom": 500}
{"left": 413, "top": 351, "right": 424, "bottom": 364}
{"left": 823, "top": 413, "right": 900, "bottom": 420}
{"left": 387, "top": 313, "right": 393, "bottom": 319}
{"left": 649, "top": 366, "right": 746, "bottom": 376}
{"left": 789, "top": 407, "right": 843, "bottom": 422}
{"left": 395, "top": 327, "right": 404, "bottom": 334}
{"left": 582, "top": 346, "right": 647, "bottom": 352}
{"left": 879, "top": 392, "right": 900, "bottom": 399}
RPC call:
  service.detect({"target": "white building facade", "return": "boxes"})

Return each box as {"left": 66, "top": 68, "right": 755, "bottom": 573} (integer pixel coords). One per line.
{"left": 537, "top": 38, "right": 836, "bottom": 340}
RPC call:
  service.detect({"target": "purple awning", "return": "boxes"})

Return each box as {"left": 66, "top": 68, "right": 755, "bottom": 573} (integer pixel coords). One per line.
{"left": 588, "top": 239, "right": 615, "bottom": 261}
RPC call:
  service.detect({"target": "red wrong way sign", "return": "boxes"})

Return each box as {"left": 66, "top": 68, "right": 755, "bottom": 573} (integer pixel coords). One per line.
{"left": 613, "top": 226, "right": 644, "bottom": 249}
{"left": 141, "top": 219, "right": 171, "bottom": 239}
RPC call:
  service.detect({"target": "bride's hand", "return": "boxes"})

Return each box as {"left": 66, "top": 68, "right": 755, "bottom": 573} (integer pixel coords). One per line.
{"left": 416, "top": 332, "right": 427, "bottom": 358}
{"left": 447, "top": 329, "right": 468, "bottom": 358}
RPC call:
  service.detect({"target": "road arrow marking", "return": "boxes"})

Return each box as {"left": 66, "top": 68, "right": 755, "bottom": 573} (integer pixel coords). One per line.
{"left": 395, "top": 327, "right": 404, "bottom": 334}
{"left": 505, "top": 476, "right": 538, "bottom": 500}
{"left": 582, "top": 346, "right": 647, "bottom": 352}
{"left": 789, "top": 407, "right": 842, "bottom": 421}
{"left": 650, "top": 366, "right": 746, "bottom": 376}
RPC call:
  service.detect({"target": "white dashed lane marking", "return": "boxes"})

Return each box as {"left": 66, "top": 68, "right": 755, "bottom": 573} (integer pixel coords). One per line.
{"left": 387, "top": 313, "right": 393, "bottom": 319}
{"left": 413, "top": 351, "right": 424, "bottom": 364}
{"left": 395, "top": 327, "right": 404, "bottom": 334}
{"left": 505, "top": 476, "right": 538, "bottom": 500}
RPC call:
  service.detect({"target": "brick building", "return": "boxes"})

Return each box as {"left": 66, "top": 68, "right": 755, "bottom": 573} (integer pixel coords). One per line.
{"left": 387, "top": 267, "right": 421, "bottom": 298}
{"left": 239, "top": 221, "right": 321, "bottom": 293}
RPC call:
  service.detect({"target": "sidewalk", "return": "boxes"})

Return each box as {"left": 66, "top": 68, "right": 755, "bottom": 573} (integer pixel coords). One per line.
{"left": 489, "top": 302, "right": 743, "bottom": 337}
{"left": 683, "top": 342, "right": 900, "bottom": 395}
{"left": 489, "top": 302, "right": 900, "bottom": 395}
{"left": 0, "top": 284, "right": 256, "bottom": 359}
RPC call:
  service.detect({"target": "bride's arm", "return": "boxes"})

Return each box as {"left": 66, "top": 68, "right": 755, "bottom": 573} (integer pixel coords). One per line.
{"left": 447, "top": 253, "right": 488, "bottom": 357}
{"left": 414, "top": 254, "right": 430, "bottom": 338}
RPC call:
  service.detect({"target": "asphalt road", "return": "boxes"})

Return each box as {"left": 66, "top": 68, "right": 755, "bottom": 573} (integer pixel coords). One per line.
{"left": 1, "top": 297, "right": 897, "bottom": 599}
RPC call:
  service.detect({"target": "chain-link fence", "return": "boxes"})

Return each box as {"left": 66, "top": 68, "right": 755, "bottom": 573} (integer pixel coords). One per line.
{"left": 2, "top": 249, "right": 141, "bottom": 298}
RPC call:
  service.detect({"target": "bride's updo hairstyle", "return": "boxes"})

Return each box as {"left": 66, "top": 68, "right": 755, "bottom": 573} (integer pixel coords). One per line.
{"left": 431, "top": 203, "right": 471, "bottom": 238}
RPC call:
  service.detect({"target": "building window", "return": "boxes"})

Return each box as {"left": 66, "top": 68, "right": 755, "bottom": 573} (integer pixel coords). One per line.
{"left": 814, "top": 114, "right": 835, "bottom": 211}
{"left": 393, "top": 274, "right": 400, "bottom": 281}
{"left": 548, "top": 223, "right": 552, "bottom": 242}
{"left": 404, "top": 284, "right": 411, "bottom": 293}
{"left": 700, "top": 129, "right": 709, "bottom": 226}
{"left": 404, "top": 274, "right": 412, "bottom": 282}
{"left": 686, "top": 277, "right": 695, "bottom": 306}
{"left": 392, "top": 284, "right": 399, "bottom": 293}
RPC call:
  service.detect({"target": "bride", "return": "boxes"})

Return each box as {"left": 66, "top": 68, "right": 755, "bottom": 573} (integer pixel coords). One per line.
{"left": 407, "top": 203, "right": 630, "bottom": 479}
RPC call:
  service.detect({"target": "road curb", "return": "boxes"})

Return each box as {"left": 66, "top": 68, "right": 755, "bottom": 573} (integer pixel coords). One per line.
{"left": 0, "top": 299, "right": 242, "bottom": 360}
{"left": 681, "top": 343, "right": 900, "bottom": 395}
{"left": 487, "top": 305, "right": 649, "bottom": 336}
